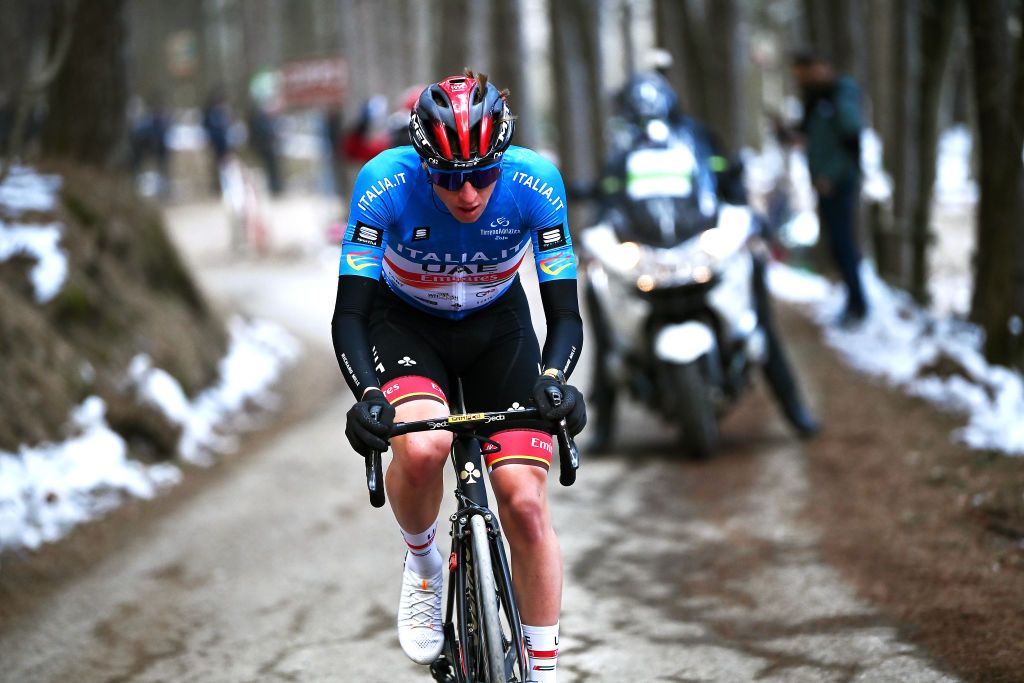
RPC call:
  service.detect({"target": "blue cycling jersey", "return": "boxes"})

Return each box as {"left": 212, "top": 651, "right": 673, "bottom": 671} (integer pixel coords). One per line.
{"left": 339, "top": 145, "right": 576, "bottom": 319}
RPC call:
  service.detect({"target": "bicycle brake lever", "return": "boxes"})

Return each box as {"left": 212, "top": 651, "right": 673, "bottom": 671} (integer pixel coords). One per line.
{"left": 556, "top": 420, "right": 579, "bottom": 487}
{"left": 543, "top": 386, "right": 579, "bottom": 486}
{"left": 366, "top": 405, "right": 386, "bottom": 508}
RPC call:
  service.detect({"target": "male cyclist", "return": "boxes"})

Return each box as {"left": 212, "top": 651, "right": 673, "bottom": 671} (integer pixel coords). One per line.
{"left": 332, "top": 72, "right": 586, "bottom": 683}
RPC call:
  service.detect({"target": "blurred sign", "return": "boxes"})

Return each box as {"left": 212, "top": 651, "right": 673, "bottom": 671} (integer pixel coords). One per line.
{"left": 166, "top": 31, "right": 198, "bottom": 79}
{"left": 279, "top": 57, "right": 349, "bottom": 108}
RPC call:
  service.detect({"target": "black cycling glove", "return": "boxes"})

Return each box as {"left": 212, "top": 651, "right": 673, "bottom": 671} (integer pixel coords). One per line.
{"left": 345, "top": 390, "right": 396, "bottom": 457}
{"left": 531, "top": 373, "right": 587, "bottom": 436}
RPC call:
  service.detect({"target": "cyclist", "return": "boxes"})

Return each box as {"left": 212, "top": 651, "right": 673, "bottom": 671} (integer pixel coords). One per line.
{"left": 332, "top": 71, "right": 586, "bottom": 682}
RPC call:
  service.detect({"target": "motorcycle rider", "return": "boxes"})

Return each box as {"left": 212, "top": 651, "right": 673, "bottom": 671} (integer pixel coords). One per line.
{"left": 587, "top": 72, "right": 819, "bottom": 451}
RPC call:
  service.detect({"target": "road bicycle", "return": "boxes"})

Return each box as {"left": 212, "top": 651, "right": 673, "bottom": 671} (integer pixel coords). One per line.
{"left": 364, "top": 385, "right": 580, "bottom": 683}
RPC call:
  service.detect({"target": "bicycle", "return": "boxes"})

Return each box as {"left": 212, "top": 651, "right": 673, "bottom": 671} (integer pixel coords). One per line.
{"left": 363, "top": 384, "right": 581, "bottom": 683}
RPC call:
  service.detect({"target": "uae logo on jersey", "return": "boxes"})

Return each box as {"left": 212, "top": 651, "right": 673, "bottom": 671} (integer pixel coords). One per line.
{"left": 353, "top": 221, "right": 384, "bottom": 247}
{"left": 538, "top": 224, "right": 567, "bottom": 252}
{"left": 413, "top": 226, "right": 430, "bottom": 241}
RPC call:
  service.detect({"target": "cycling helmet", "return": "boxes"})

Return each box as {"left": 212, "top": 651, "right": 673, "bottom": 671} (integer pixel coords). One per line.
{"left": 616, "top": 72, "right": 682, "bottom": 124}
{"left": 409, "top": 72, "right": 514, "bottom": 169}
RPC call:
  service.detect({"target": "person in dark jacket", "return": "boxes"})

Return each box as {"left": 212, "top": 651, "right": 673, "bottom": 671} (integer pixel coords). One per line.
{"left": 247, "top": 100, "right": 283, "bottom": 197}
{"left": 791, "top": 51, "right": 869, "bottom": 325}
{"left": 201, "top": 87, "right": 232, "bottom": 195}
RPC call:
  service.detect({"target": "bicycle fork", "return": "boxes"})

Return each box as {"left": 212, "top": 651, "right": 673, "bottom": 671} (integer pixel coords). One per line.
{"left": 433, "top": 436, "right": 527, "bottom": 682}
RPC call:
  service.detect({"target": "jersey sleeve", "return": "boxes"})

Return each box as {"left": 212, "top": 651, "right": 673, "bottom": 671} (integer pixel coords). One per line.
{"left": 522, "top": 154, "right": 577, "bottom": 283}
{"left": 338, "top": 152, "right": 403, "bottom": 280}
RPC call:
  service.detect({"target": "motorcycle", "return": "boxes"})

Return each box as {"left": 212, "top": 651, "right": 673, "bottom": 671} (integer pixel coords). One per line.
{"left": 580, "top": 121, "right": 816, "bottom": 457}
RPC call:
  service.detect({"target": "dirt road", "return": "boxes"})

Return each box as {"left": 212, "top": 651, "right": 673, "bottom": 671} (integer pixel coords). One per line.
{"left": 0, "top": 197, "right": 962, "bottom": 682}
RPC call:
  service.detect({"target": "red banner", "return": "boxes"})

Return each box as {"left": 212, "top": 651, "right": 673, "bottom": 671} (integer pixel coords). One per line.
{"left": 280, "top": 57, "right": 349, "bottom": 108}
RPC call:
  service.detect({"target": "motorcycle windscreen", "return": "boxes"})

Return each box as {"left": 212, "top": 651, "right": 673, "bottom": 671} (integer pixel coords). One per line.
{"left": 619, "top": 147, "right": 719, "bottom": 247}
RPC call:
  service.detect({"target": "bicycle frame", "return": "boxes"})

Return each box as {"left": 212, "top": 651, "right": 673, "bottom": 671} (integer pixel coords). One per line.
{"left": 363, "top": 400, "right": 580, "bottom": 682}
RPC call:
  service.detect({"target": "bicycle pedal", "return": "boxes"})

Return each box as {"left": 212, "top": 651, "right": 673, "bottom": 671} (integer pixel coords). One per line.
{"left": 428, "top": 655, "right": 457, "bottom": 682}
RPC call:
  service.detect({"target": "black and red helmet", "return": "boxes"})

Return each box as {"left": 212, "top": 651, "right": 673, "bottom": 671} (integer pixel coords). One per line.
{"left": 409, "top": 73, "right": 514, "bottom": 169}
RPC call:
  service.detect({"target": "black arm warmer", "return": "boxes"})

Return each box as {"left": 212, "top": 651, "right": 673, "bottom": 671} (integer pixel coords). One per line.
{"left": 539, "top": 279, "right": 584, "bottom": 379}
{"left": 331, "top": 275, "right": 380, "bottom": 399}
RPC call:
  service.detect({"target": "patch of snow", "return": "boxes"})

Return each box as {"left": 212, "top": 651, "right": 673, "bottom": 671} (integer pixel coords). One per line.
{"left": 0, "top": 221, "right": 67, "bottom": 302}
{"left": 769, "top": 262, "right": 1024, "bottom": 456}
{"left": 860, "top": 128, "right": 892, "bottom": 203}
{"left": 0, "top": 318, "right": 300, "bottom": 553}
{"left": 0, "top": 166, "right": 67, "bottom": 302}
{"left": 0, "top": 166, "right": 62, "bottom": 215}
{"left": 0, "top": 397, "right": 176, "bottom": 551}
{"left": 167, "top": 122, "right": 207, "bottom": 151}
{"left": 935, "top": 125, "right": 977, "bottom": 205}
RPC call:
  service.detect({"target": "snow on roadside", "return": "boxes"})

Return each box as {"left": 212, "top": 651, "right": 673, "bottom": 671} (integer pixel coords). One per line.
{"left": 0, "top": 317, "right": 300, "bottom": 552}
{"left": 0, "top": 166, "right": 62, "bottom": 215}
{"left": 769, "top": 263, "right": 1024, "bottom": 455}
{"left": 0, "top": 167, "right": 67, "bottom": 302}
{"left": 0, "top": 221, "right": 67, "bottom": 302}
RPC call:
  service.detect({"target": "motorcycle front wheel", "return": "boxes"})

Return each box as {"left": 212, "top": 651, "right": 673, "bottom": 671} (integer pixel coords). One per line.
{"left": 672, "top": 362, "right": 720, "bottom": 459}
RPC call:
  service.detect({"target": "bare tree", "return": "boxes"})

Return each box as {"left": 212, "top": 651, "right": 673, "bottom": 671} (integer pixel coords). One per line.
{"left": 0, "top": 0, "right": 78, "bottom": 181}
{"left": 489, "top": 0, "right": 536, "bottom": 149}
{"left": 656, "top": 0, "right": 710, "bottom": 124}
{"left": 655, "top": 0, "right": 747, "bottom": 154}
{"left": 964, "top": 0, "right": 1024, "bottom": 370}
{"left": 801, "top": 0, "right": 867, "bottom": 84}
{"left": 436, "top": 0, "right": 471, "bottom": 76}
{"left": 41, "top": 0, "right": 128, "bottom": 170}
{"left": 908, "top": 0, "right": 958, "bottom": 304}
{"left": 550, "top": 0, "right": 606, "bottom": 228}
{"left": 705, "top": 0, "right": 747, "bottom": 155}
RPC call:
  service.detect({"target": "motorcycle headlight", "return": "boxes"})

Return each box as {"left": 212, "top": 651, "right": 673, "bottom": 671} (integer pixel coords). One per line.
{"left": 582, "top": 208, "right": 753, "bottom": 290}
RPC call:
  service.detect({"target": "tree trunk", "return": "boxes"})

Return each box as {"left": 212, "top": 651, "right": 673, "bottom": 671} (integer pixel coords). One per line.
{"left": 704, "top": 0, "right": 746, "bottom": 154}
{"left": 41, "top": 0, "right": 128, "bottom": 170}
{"left": 908, "top": 0, "right": 957, "bottom": 305}
{"left": 436, "top": 0, "right": 470, "bottom": 77}
{"left": 549, "top": 0, "right": 604, "bottom": 231}
{"left": 883, "top": 0, "right": 923, "bottom": 288}
{"left": 666, "top": 0, "right": 712, "bottom": 124}
{"left": 801, "top": 0, "right": 829, "bottom": 52}
{"left": 965, "top": 0, "right": 1024, "bottom": 370}
{"left": 0, "top": 0, "right": 76, "bottom": 179}
{"left": 490, "top": 0, "right": 535, "bottom": 149}
{"left": 866, "top": 0, "right": 894, "bottom": 138}
{"left": 657, "top": 0, "right": 745, "bottom": 152}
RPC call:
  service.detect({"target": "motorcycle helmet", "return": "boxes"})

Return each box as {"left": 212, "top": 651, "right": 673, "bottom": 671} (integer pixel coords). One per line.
{"left": 616, "top": 71, "right": 682, "bottom": 124}
{"left": 409, "top": 72, "right": 514, "bottom": 169}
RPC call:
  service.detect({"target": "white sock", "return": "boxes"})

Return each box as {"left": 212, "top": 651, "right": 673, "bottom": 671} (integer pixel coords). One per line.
{"left": 400, "top": 522, "right": 443, "bottom": 577}
{"left": 523, "top": 622, "right": 559, "bottom": 682}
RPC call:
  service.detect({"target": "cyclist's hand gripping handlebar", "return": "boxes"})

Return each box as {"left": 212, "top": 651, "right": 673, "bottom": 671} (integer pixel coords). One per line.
{"left": 366, "top": 405, "right": 386, "bottom": 508}
{"left": 543, "top": 385, "right": 581, "bottom": 486}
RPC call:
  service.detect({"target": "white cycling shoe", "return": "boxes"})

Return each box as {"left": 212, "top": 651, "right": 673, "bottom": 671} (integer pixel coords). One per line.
{"left": 397, "top": 555, "right": 445, "bottom": 664}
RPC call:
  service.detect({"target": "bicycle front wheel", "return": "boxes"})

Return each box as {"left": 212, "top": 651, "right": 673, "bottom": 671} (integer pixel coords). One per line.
{"left": 470, "top": 514, "right": 510, "bottom": 682}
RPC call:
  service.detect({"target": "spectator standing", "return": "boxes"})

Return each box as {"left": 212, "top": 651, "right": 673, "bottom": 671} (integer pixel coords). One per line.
{"left": 129, "top": 94, "right": 171, "bottom": 198}
{"left": 340, "top": 95, "right": 391, "bottom": 164}
{"left": 201, "top": 87, "right": 232, "bottom": 196}
{"left": 247, "top": 99, "right": 283, "bottom": 197}
{"left": 791, "top": 51, "right": 869, "bottom": 325}
{"left": 324, "top": 104, "right": 347, "bottom": 199}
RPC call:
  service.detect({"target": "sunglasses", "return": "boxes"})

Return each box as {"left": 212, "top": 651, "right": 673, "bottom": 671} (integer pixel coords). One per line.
{"left": 426, "top": 164, "right": 502, "bottom": 191}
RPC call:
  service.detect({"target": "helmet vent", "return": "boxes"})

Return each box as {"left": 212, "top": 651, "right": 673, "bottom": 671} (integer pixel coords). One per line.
{"left": 431, "top": 89, "right": 449, "bottom": 108}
